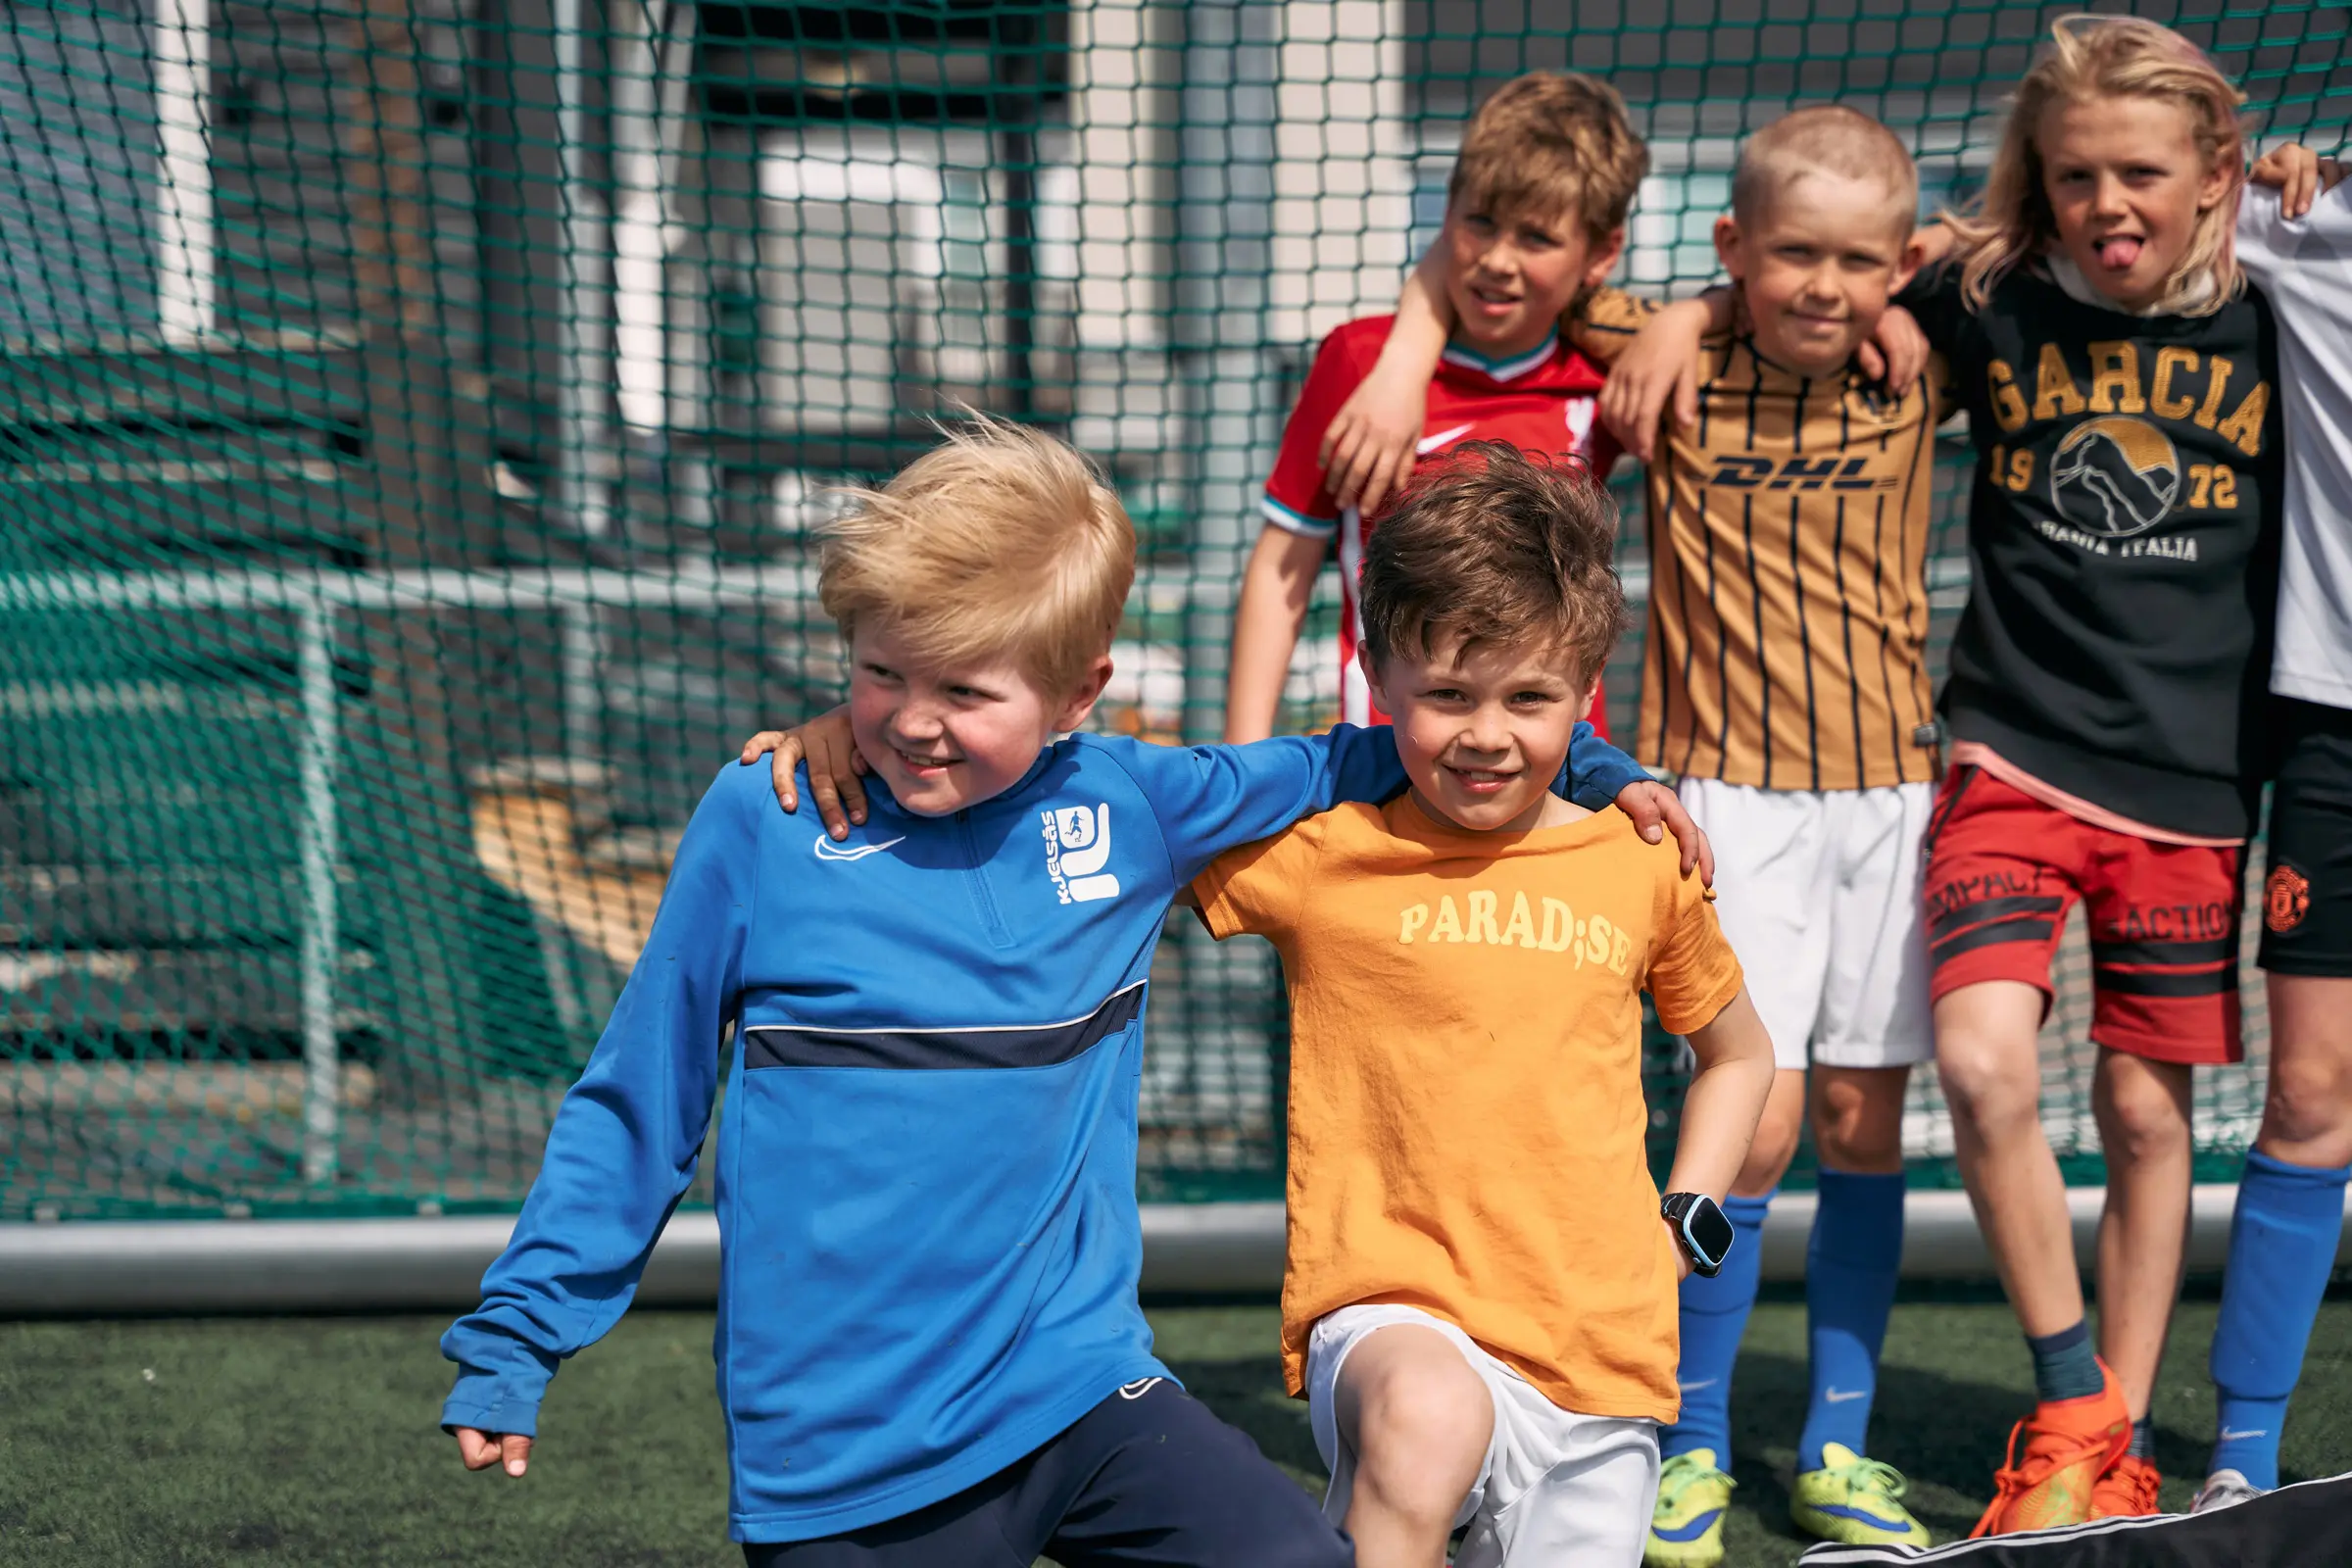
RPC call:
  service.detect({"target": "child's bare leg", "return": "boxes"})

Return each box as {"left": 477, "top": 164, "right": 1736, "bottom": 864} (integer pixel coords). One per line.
{"left": 1738, "top": 1067, "right": 1809, "bottom": 1194}
{"left": 1936, "top": 980, "right": 2083, "bottom": 1335}
{"left": 1334, "top": 1325, "right": 1494, "bottom": 1568}
{"left": 2090, "top": 1050, "right": 2194, "bottom": 1420}
{"left": 1811, "top": 1065, "right": 1909, "bottom": 1174}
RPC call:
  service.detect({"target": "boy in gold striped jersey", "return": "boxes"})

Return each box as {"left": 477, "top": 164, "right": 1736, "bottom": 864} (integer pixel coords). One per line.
{"left": 1324, "top": 108, "right": 1940, "bottom": 1564}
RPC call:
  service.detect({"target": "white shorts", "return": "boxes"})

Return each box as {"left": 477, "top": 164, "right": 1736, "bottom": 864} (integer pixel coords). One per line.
{"left": 1306, "top": 1304, "right": 1660, "bottom": 1568}
{"left": 1678, "top": 777, "right": 1936, "bottom": 1071}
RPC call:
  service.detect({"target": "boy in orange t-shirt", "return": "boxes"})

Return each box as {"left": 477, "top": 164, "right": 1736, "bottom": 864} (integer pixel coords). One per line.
{"left": 1195, "top": 444, "right": 1777, "bottom": 1568}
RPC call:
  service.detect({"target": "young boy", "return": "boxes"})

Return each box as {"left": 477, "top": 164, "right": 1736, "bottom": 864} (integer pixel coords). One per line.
{"left": 1326, "top": 108, "right": 1942, "bottom": 1561}
{"left": 1198, "top": 443, "right": 1777, "bottom": 1568}
{"left": 2195, "top": 152, "right": 2352, "bottom": 1515}
{"left": 442, "top": 416, "right": 1690, "bottom": 1565}
{"left": 1224, "top": 70, "right": 1647, "bottom": 745}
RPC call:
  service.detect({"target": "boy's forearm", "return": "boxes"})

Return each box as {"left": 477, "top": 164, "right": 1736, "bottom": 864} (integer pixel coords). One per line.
{"left": 1664, "top": 989, "right": 1777, "bottom": 1200}
{"left": 1371, "top": 250, "right": 1455, "bottom": 381}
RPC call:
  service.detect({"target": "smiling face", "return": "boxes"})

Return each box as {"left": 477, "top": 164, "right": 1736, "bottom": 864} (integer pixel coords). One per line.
{"left": 1717, "top": 172, "right": 1923, "bottom": 377}
{"left": 1361, "top": 634, "right": 1596, "bottom": 834}
{"left": 846, "top": 621, "right": 1111, "bottom": 816}
{"left": 1442, "top": 198, "right": 1626, "bottom": 361}
{"left": 2036, "top": 94, "right": 2232, "bottom": 313}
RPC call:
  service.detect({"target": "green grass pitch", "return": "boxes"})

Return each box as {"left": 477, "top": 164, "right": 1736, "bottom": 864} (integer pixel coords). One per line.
{"left": 1, "top": 1296, "right": 2344, "bottom": 1566}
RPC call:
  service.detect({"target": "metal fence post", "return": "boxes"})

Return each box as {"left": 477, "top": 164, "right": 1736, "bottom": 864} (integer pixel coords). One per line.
{"left": 295, "top": 592, "right": 340, "bottom": 1185}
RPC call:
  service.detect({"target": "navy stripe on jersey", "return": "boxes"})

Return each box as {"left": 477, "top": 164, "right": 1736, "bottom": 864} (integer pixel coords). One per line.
{"left": 745, "top": 982, "right": 1147, "bottom": 1071}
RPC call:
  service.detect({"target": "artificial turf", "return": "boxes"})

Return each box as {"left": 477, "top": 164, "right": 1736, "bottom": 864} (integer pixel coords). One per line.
{"left": 0, "top": 1296, "right": 2344, "bottom": 1567}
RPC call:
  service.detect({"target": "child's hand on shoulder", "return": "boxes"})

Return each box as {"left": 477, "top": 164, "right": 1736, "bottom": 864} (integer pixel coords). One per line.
{"left": 1320, "top": 374, "right": 1428, "bottom": 514}
{"left": 739, "top": 707, "right": 867, "bottom": 840}
{"left": 454, "top": 1425, "right": 532, "bottom": 1478}
{"left": 2251, "top": 142, "right": 2348, "bottom": 219}
{"left": 1615, "top": 779, "right": 1714, "bottom": 888}
{"left": 1858, "top": 305, "right": 1930, "bottom": 393}
{"left": 1598, "top": 297, "right": 1714, "bottom": 462}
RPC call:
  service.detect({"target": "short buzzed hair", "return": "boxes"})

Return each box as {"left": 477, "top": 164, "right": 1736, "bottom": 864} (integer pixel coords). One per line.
{"left": 1448, "top": 72, "right": 1649, "bottom": 242}
{"left": 1731, "top": 106, "right": 1917, "bottom": 231}
{"left": 1358, "top": 442, "right": 1627, "bottom": 688}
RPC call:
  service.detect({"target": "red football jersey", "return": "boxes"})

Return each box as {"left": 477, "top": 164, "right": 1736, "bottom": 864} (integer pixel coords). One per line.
{"left": 1261, "top": 314, "right": 1620, "bottom": 733}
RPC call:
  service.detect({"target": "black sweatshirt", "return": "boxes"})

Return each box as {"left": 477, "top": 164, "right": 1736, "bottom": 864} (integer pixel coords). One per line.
{"left": 1903, "top": 263, "right": 2281, "bottom": 839}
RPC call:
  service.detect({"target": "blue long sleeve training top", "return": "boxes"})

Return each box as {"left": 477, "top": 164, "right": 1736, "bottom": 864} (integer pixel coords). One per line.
{"left": 442, "top": 721, "right": 1643, "bottom": 1542}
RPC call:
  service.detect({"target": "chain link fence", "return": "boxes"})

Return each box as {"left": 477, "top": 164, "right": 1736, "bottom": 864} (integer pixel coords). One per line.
{"left": 3, "top": 0, "right": 2348, "bottom": 1219}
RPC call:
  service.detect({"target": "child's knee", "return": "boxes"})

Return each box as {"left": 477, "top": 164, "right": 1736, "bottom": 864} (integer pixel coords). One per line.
{"left": 1346, "top": 1339, "right": 1491, "bottom": 1525}
{"left": 2095, "top": 1056, "right": 2192, "bottom": 1161}
{"left": 2261, "top": 1044, "right": 2352, "bottom": 1154}
{"left": 1811, "top": 1068, "right": 1907, "bottom": 1170}
{"left": 1935, "top": 1045, "right": 2036, "bottom": 1130}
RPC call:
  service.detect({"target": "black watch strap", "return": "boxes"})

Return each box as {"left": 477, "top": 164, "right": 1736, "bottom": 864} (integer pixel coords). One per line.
{"left": 1661, "top": 1192, "right": 1731, "bottom": 1278}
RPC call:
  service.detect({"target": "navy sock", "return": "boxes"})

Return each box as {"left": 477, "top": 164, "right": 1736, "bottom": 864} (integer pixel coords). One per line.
{"left": 2026, "top": 1318, "right": 2104, "bottom": 1404}
{"left": 2210, "top": 1150, "right": 2351, "bottom": 1489}
{"left": 1796, "top": 1167, "right": 1905, "bottom": 1472}
{"left": 2129, "top": 1418, "right": 2155, "bottom": 1459}
{"left": 1660, "top": 1190, "right": 1774, "bottom": 1463}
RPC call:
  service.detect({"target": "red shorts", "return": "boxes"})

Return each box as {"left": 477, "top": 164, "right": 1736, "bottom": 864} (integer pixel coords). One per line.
{"left": 1921, "top": 765, "right": 2245, "bottom": 1064}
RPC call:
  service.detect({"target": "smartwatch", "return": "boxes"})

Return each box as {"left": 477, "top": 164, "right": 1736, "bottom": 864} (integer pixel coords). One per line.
{"left": 1661, "top": 1193, "right": 1735, "bottom": 1278}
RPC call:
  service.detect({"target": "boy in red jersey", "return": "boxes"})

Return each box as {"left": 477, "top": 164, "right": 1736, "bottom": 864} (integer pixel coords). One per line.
{"left": 1223, "top": 71, "right": 1646, "bottom": 744}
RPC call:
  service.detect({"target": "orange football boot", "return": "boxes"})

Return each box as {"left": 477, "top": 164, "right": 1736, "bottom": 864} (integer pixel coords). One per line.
{"left": 1969, "top": 1360, "right": 2132, "bottom": 1538}
{"left": 2089, "top": 1453, "right": 2163, "bottom": 1519}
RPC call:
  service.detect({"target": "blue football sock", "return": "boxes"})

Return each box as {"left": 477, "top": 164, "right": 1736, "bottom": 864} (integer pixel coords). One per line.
{"left": 1797, "top": 1167, "right": 1905, "bottom": 1472}
{"left": 2210, "top": 1150, "right": 2351, "bottom": 1489}
{"left": 1661, "top": 1190, "right": 1774, "bottom": 1463}
{"left": 2026, "top": 1318, "right": 2104, "bottom": 1404}
{"left": 2129, "top": 1417, "right": 2155, "bottom": 1459}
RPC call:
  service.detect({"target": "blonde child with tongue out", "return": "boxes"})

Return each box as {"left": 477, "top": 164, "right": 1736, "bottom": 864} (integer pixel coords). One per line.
{"left": 1613, "top": 16, "right": 2285, "bottom": 1538}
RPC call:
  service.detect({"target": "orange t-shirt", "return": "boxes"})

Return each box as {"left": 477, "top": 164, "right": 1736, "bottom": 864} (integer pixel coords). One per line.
{"left": 1195, "top": 797, "right": 1744, "bottom": 1422}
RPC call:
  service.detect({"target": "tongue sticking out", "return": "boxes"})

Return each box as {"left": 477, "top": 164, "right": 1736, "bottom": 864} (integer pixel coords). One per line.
{"left": 2096, "top": 234, "right": 2145, "bottom": 270}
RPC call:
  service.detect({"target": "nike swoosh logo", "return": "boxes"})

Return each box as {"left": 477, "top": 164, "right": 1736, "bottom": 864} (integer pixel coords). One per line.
{"left": 811, "top": 834, "right": 906, "bottom": 862}
{"left": 1823, "top": 1388, "right": 1869, "bottom": 1403}
{"left": 1679, "top": 1378, "right": 1718, "bottom": 1392}
{"left": 1117, "top": 1378, "right": 1163, "bottom": 1400}
{"left": 2219, "top": 1428, "right": 2269, "bottom": 1442}
{"left": 1417, "top": 422, "right": 1476, "bottom": 456}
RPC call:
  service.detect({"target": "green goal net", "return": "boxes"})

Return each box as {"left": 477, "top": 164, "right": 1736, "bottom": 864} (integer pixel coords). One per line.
{"left": 3, "top": 0, "right": 2347, "bottom": 1220}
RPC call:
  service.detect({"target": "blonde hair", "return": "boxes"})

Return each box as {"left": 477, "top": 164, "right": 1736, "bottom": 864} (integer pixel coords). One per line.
{"left": 1448, "top": 72, "right": 1650, "bottom": 241}
{"left": 1732, "top": 106, "right": 1918, "bottom": 233}
{"left": 818, "top": 416, "right": 1135, "bottom": 695}
{"left": 1949, "top": 15, "right": 2245, "bottom": 315}
{"left": 1358, "top": 442, "right": 1627, "bottom": 687}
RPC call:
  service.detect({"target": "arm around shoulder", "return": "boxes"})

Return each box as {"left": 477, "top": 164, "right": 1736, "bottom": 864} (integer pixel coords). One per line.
{"left": 1099, "top": 723, "right": 1406, "bottom": 889}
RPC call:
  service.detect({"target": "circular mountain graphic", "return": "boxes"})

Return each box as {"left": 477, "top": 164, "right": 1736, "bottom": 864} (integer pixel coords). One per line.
{"left": 2049, "top": 416, "right": 2181, "bottom": 538}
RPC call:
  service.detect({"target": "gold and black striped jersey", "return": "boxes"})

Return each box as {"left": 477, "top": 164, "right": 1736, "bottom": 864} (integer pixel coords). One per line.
{"left": 1577, "top": 289, "right": 1945, "bottom": 792}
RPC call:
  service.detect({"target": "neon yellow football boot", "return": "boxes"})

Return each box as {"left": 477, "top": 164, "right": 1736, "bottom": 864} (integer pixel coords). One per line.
{"left": 1790, "top": 1443, "right": 1934, "bottom": 1548}
{"left": 1645, "top": 1448, "right": 1735, "bottom": 1568}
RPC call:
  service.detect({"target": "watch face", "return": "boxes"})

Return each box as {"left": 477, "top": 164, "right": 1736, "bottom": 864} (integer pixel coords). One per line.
{"left": 1686, "top": 1199, "right": 1736, "bottom": 1266}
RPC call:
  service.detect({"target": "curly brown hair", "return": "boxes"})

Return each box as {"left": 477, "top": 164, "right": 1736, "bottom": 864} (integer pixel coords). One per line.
{"left": 1357, "top": 442, "right": 1627, "bottom": 689}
